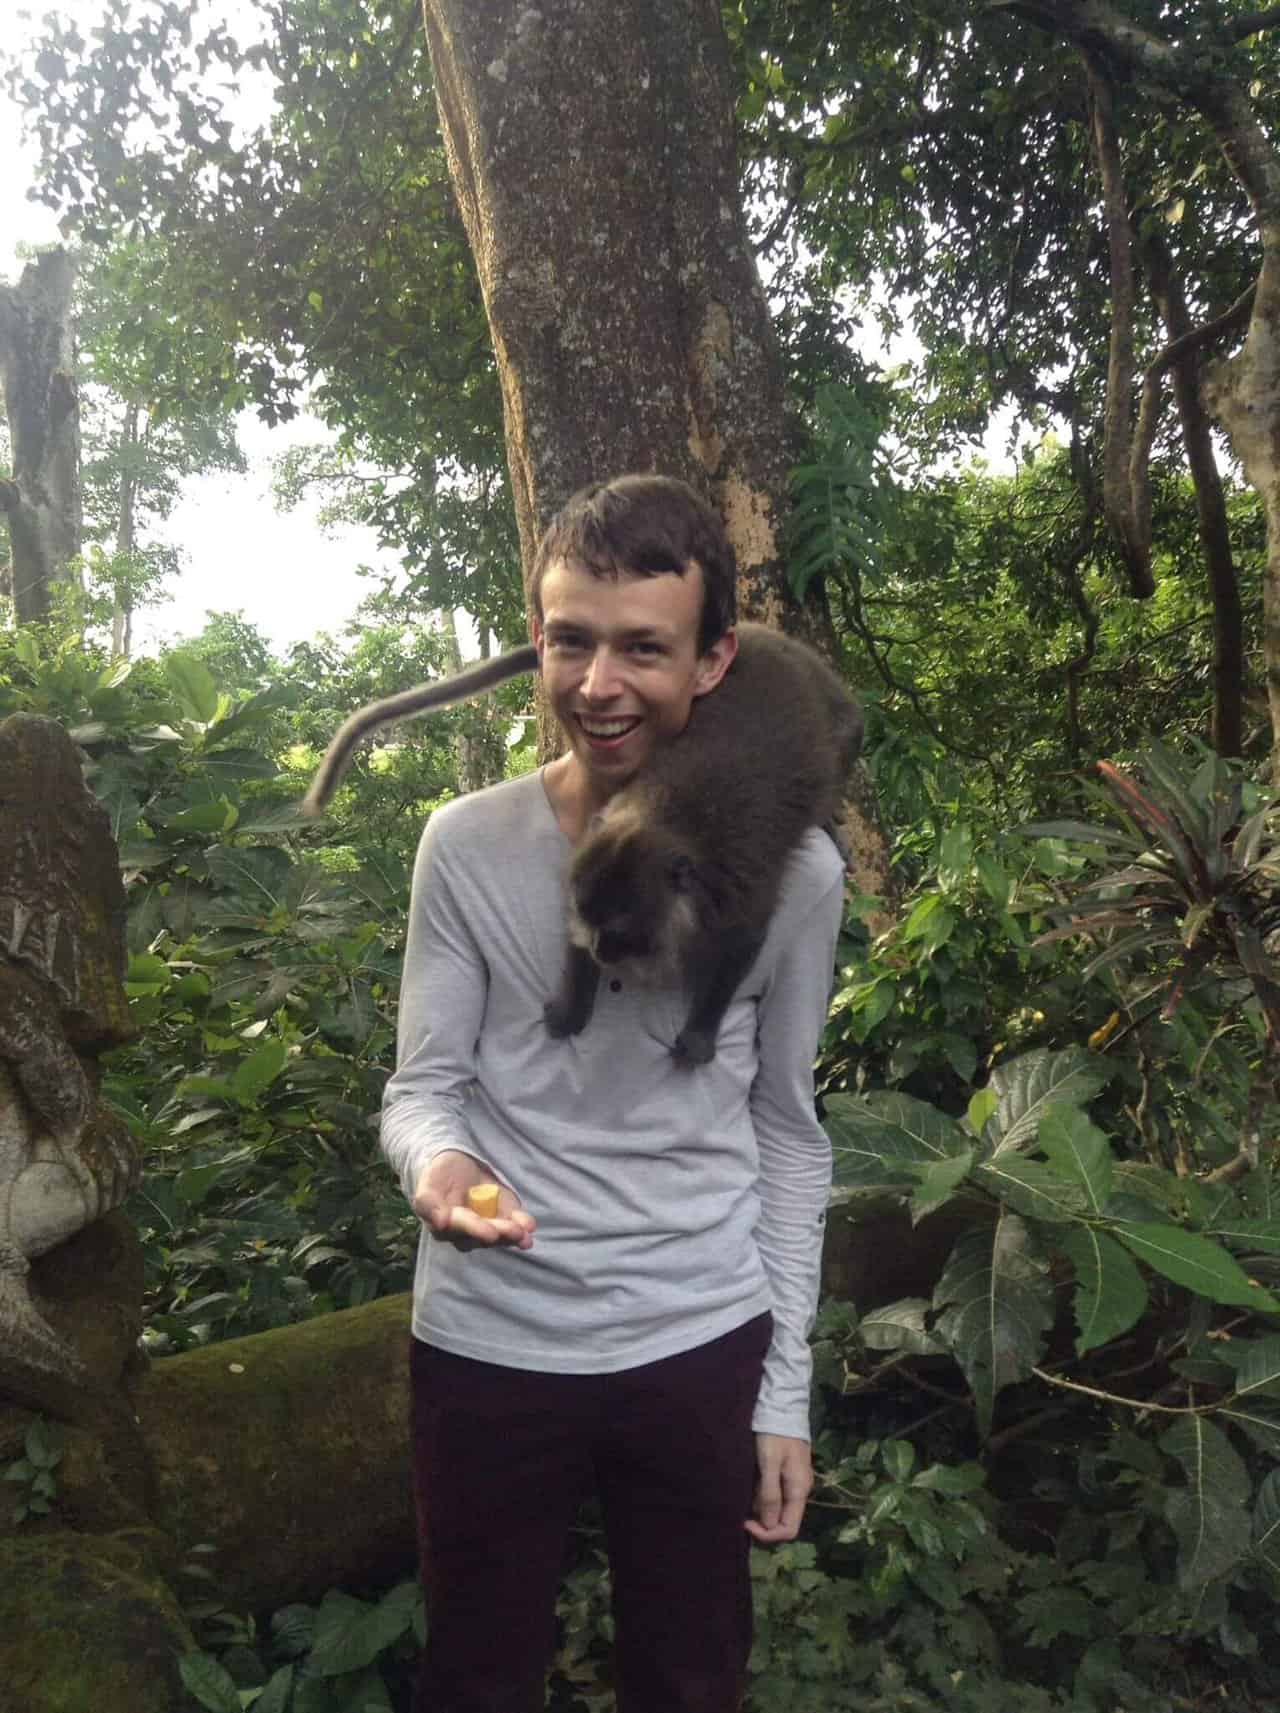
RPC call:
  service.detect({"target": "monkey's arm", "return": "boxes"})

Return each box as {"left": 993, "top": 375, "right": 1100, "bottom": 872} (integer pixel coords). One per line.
{"left": 302, "top": 643, "right": 538, "bottom": 817}
{"left": 745, "top": 845, "right": 846, "bottom": 1442}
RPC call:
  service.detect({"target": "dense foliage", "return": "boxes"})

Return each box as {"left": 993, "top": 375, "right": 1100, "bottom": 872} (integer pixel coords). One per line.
{"left": 8, "top": 1, "right": 1280, "bottom": 1707}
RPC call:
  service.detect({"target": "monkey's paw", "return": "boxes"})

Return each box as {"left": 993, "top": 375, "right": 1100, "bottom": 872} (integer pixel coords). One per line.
{"left": 673, "top": 1028, "right": 717, "bottom": 1066}
{"left": 544, "top": 999, "right": 586, "bottom": 1039}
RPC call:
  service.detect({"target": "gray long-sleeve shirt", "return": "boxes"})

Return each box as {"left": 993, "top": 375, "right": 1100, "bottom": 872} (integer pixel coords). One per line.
{"left": 380, "top": 768, "right": 844, "bottom": 1440}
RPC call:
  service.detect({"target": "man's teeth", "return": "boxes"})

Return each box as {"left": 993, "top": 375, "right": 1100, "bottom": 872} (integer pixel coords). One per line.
{"left": 579, "top": 717, "right": 638, "bottom": 737}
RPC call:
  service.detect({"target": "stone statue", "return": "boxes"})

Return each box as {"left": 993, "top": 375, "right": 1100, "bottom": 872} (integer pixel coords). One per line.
{"left": 0, "top": 714, "right": 138, "bottom": 1417}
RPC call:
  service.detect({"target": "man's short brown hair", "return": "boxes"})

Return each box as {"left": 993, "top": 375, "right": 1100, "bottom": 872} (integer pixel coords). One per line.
{"left": 531, "top": 475, "right": 737, "bottom": 655}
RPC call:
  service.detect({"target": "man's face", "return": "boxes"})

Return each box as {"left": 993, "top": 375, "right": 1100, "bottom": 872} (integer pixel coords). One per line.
{"left": 532, "top": 558, "right": 736, "bottom": 796}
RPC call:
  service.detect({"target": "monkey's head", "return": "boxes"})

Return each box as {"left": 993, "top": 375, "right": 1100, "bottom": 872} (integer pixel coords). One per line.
{"left": 567, "top": 805, "right": 703, "bottom": 981}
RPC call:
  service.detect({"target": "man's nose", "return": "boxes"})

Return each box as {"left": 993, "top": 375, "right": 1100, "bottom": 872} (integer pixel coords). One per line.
{"left": 581, "top": 647, "right": 623, "bottom": 700}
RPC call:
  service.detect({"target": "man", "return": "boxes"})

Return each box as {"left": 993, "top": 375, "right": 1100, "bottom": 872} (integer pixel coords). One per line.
{"left": 381, "top": 474, "right": 845, "bottom": 1712}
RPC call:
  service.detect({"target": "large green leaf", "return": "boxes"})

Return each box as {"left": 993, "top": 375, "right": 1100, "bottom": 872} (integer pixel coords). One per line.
{"left": 1115, "top": 1223, "right": 1280, "bottom": 1311}
{"left": 909, "top": 1148, "right": 974, "bottom": 1224}
{"left": 825, "top": 1092, "right": 970, "bottom": 1188}
{"left": 974, "top": 1156, "right": 1086, "bottom": 1223}
{"left": 1038, "top": 1106, "right": 1114, "bottom": 1214}
{"left": 1160, "top": 1416, "right": 1250, "bottom": 1588}
{"left": 859, "top": 1298, "right": 945, "bottom": 1356}
{"left": 988, "top": 1048, "right": 1110, "bottom": 1154}
{"left": 205, "top": 844, "right": 293, "bottom": 908}
{"left": 1210, "top": 1218, "right": 1280, "bottom": 1257}
{"left": 177, "top": 1652, "right": 241, "bottom": 1713}
{"left": 164, "top": 650, "right": 221, "bottom": 724}
{"left": 1058, "top": 1227, "right": 1148, "bottom": 1355}
{"left": 1218, "top": 1401, "right": 1280, "bottom": 1458}
{"left": 1231, "top": 1336, "right": 1280, "bottom": 1402}
{"left": 307, "top": 1586, "right": 416, "bottom": 1678}
{"left": 1254, "top": 1470, "right": 1280, "bottom": 1575}
{"left": 232, "top": 1040, "right": 289, "bottom": 1105}
{"left": 932, "top": 1213, "right": 1055, "bottom": 1436}
{"left": 254, "top": 1665, "right": 296, "bottom": 1713}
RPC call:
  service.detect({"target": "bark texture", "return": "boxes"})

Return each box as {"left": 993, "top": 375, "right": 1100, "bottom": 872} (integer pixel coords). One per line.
{"left": 1142, "top": 231, "right": 1244, "bottom": 757}
{"left": 420, "top": 0, "right": 894, "bottom": 899}
{"left": 0, "top": 249, "right": 83, "bottom": 623}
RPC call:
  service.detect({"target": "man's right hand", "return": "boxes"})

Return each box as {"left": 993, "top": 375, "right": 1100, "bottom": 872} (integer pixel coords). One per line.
{"left": 411, "top": 1150, "right": 536, "bottom": 1251}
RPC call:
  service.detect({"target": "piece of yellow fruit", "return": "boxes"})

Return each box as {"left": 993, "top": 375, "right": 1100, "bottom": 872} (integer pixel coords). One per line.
{"left": 466, "top": 1182, "right": 501, "bottom": 1219}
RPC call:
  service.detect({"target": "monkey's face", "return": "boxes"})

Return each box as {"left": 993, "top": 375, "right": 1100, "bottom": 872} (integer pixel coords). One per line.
{"left": 568, "top": 819, "right": 700, "bottom": 982}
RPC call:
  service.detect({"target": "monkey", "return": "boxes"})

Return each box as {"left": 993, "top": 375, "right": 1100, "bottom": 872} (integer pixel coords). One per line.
{"left": 302, "top": 622, "right": 861, "bottom": 1064}
{"left": 301, "top": 644, "right": 538, "bottom": 818}
{"left": 543, "top": 622, "right": 861, "bottom": 1063}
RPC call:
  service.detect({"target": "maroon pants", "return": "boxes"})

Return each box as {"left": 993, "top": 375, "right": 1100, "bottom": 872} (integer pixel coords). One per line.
{"left": 409, "top": 1313, "right": 772, "bottom": 1713}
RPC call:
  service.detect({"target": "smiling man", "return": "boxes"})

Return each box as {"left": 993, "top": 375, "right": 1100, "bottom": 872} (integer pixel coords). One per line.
{"left": 381, "top": 475, "right": 846, "bottom": 1713}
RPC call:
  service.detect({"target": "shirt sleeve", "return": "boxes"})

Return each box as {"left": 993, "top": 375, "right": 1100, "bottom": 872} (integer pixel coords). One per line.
{"left": 748, "top": 855, "right": 844, "bottom": 1440}
{"left": 380, "top": 813, "right": 502, "bottom": 1203}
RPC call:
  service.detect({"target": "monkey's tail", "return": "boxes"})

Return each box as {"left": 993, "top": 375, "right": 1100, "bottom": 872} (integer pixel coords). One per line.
{"left": 301, "top": 642, "right": 539, "bottom": 818}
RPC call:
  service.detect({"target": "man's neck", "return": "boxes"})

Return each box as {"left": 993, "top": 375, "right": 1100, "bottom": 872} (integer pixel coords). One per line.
{"left": 542, "top": 754, "right": 616, "bottom": 845}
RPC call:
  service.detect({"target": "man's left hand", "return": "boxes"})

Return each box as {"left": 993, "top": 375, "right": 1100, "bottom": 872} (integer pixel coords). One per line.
{"left": 744, "top": 1433, "right": 812, "bottom": 1543}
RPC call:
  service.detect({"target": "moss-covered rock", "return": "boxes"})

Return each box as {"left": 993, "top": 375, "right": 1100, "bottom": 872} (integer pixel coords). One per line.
{"left": 0, "top": 1530, "right": 199, "bottom": 1713}
{"left": 136, "top": 1292, "right": 416, "bottom": 1610}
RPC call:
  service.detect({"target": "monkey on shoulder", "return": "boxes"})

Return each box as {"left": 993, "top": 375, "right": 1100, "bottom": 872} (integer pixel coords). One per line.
{"left": 304, "top": 621, "right": 859, "bottom": 1065}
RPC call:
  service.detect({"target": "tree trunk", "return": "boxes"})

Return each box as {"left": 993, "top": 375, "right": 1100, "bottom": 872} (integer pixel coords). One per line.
{"left": 438, "top": 607, "right": 508, "bottom": 790}
{"left": 1141, "top": 231, "right": 1244, "bottom": 758}
{"left": 111, "top": 404, "right": 139, "bottom": 659}
{"left": 0, "top": 250, "right": 83, "bottom": 624}
{"left": 419, "top": 0, "right": 894, "bottom": 902}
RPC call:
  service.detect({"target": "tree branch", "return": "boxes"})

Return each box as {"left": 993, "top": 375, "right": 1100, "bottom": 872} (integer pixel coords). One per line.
{"left": 0, "top": 479, "right": 21, "bottom": 517}
{"left": 1222, "top": 8, "right": 1280, "bottom": 42}
{"left": 1082, "top": 49, "right": 1154, "bottom": 597}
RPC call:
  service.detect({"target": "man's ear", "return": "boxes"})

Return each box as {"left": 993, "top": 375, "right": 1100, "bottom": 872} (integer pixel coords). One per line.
{"left": 692, "top": 626, "right": 737, "bottom": 698}
{"left": 529, "top": 611, "right": 545, "bottom": 669}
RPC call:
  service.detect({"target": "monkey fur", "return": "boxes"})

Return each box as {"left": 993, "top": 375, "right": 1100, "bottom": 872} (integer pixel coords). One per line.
{"left": 303, "top": 623, "right": 860, "bottom": 1065}
{"left": 545, "top": 623, "right": 861, "bottom": 1064}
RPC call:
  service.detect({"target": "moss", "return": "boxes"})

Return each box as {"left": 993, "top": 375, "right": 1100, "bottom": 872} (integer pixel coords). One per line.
{"left": 136, "top": 1292, "right": 416, "bottom": 1609}
{"left": 0, "top": 1530, "right": 199, "bottom": 1713}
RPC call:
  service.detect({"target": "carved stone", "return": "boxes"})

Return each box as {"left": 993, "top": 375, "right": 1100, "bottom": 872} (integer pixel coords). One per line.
{"left": 0, "top": 714, "right": 138, "bottom": 1418}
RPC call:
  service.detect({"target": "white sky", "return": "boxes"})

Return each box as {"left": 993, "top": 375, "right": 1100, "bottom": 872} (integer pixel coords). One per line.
{"left": 3, "top": 1, "right": 391, "bottom": 656}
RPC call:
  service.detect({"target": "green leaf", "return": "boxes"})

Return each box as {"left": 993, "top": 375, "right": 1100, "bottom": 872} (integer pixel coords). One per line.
{"left": 974, "top": 1156, "right": 1086, "bottom": 1223}
{"left": 859, "top": 1298, "right": 944, "bottom": 1356}
{"left": 825, "top": 1092, "right": 970, "bottom": 1188}
{"left": 932, "top": 1213, "right": 1055, "bottom": 1436}
{"left": 911, "top": 1462, "right": 986, "bottom": 1496}
{"left": 232, "top": 1040, "right": 289, "bottom": 1105}
{"left": 1058, "top": 1227, "right": 1148, "bottom": 1355}
{"left": 251, "top": 1665, "right": 294, "bottom": 1713}
{"left": 989, "top": 1047, "right": 1109, "bottom": 1154}
{"left": 1038, "top": 1106, "right": 1114, "bottom": 1214}
{"left": 165, "top": 651, "right": 221, "bottom": 724}
{"left": 307, "top": 1585, "right": 416, "bottom": 1677}
{"left": 178, "top": 1652, "right": 243, "bottom": 1713}
{"left": 1219, "top": 1402, "right": 1280, "bottom": 1457}
{"left": 168, "top": 799, "right": 239, "bottom": 835}
{"left": 881, "top": 1438, "right": 915, "bottom": 1482}
{"left": 1115, "top": 1223, "right": 1280, "bottom": 1311}
{"left": 909, "top": 1148, "right": 973, "bottom": 1224}
{"left": 1254, "top": 1470, "right": 1280, "bottom": 1575}
{"left": 974, "top": 852, "right": 1010, "bottom": 907}
{"left": 1021, "top": 818, "right": 1145, "bottom": 853}
{"left": 966, "top": 1086, "right": 999, "bottom": 1138}
{"left": 1160, "top": 1416, "right": 1250, "bottom": 1588}
{"left": 1209, "top": 1218, "right": 1280, "bottom": 1256}
{"left": 1231, "top": 1336, "right": 1280, "bottom": 1401}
